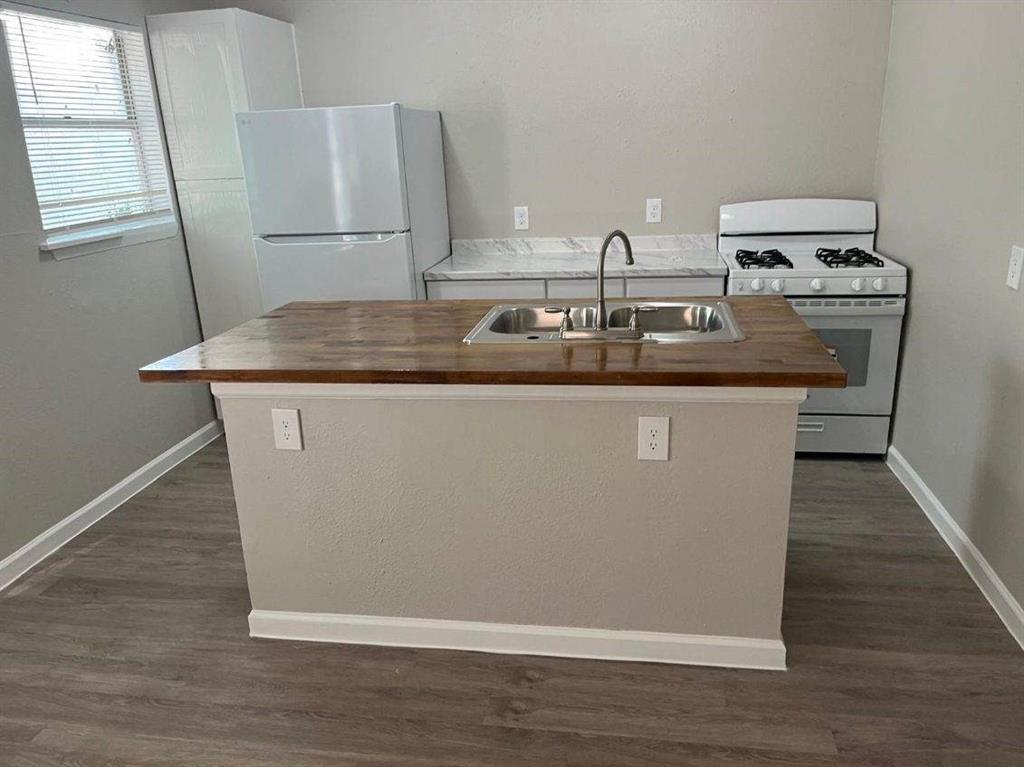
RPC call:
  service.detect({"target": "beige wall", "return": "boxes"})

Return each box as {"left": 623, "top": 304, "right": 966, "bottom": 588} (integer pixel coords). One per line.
{"left": 0, "top": 0, "right": 216, "bottom": 562}
{"left": 221, "top": 0, "right": 892, "bottom": 238}
{"left": 873, "top": 1, "right": 1024, "bottom": 602}
{"left": 221, "top": 392, "right": 800, "bottom": 639}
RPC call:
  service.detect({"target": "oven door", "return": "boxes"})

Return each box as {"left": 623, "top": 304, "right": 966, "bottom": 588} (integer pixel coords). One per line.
{"left": 791, "top": 297, "right": 905, "bottom": 415}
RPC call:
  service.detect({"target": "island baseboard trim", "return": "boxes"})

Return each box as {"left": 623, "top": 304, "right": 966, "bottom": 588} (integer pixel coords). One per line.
{"left": 0, "top": 420, "right": 223, "bottom": 593}
{"left": 212, "top": 383, "right": 807, "bottom": 405}
{"left": 248, "top": 610, "right": 788, "bottom": 670}
{"left": 887, "top": 446, "right": 1024, "bottom": 651}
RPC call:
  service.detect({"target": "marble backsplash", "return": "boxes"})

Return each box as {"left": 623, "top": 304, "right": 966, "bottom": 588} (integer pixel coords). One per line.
{"left": 451, "top": 234, "right": 717, "bottom": 258}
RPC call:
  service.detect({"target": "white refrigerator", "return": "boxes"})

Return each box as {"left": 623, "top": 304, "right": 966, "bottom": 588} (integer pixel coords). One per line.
{"left": 236, "top": 103, "right": 450, "bottom": 308}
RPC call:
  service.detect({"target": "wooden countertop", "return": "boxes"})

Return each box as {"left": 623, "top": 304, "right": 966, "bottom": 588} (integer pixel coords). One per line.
{"left": 139, "top": 297, "right": 846, "bottom": 388}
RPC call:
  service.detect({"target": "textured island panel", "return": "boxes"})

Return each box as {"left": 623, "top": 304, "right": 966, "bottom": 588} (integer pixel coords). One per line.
{"left": 220, "top": 394, "right": 799, "bottom": 643}
{"left": 139, "top": 297, "right": 846, "bottom": 388}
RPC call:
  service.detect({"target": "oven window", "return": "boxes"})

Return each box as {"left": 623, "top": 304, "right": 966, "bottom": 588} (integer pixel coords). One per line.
{"left": 814, "top": 329, "right": 871, "bottom": 387}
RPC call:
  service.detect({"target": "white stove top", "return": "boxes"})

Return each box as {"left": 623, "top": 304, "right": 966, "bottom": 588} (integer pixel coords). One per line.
{"left": 717, "top": 199, "right": 908, "bottom": 297}
{"left": 722, "top": 248, "right": 907, "bottom": 296}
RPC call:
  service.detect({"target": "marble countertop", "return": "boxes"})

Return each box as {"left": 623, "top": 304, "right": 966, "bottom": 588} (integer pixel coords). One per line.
{"left": 424, "top": 236, "right": 726, "bottom": 281}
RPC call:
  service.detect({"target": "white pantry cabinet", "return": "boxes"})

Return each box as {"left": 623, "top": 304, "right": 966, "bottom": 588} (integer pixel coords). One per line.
{"left": 147, "top": 9, "right": 302, "bottom": 337}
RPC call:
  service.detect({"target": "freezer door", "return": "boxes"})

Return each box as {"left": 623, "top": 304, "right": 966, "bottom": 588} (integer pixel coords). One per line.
{"left": 237, "top": 105, "right": 410, "bottom": 235}
{"left": 255, "top": 233, "right": 416, "bottom": 311}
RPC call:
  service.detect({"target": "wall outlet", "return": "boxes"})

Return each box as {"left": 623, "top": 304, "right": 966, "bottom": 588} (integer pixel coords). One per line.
{"left": 637, "top": 416, "right": 669, "bottom": 461}
{"left": 645, "top": 198, "right": 662, "bottom": 224}
{"left": 271, "top": 408, "right": 303, "bottom": 451}
{"left": 1007, "top": 245, "right": 1023, "bottom": 291}
{"left": 514, "top": 206, "right": 529, "bottom": 230}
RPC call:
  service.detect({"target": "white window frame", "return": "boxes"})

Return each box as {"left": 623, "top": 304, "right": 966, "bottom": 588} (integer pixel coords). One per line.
{"left": 0, "top": 2, "right": 178, "bottom": 259}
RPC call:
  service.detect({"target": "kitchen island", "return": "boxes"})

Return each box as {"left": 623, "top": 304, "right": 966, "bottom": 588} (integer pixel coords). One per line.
{"left": 141, "top": 297, "right": 844, "bottom": 670}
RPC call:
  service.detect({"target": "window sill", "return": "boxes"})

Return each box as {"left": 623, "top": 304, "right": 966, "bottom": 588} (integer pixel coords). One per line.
{"left": 40, "top": 215, "right": 179, "bottom": 261}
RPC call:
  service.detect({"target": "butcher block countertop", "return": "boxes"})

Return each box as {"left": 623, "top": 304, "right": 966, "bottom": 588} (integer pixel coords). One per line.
{"left": 139, "top": 297, "right": 847, "bottom": 388}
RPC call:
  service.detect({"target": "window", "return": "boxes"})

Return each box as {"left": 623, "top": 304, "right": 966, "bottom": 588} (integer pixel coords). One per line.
{"left": 0, "top": 5, "right": 174, "bottom": 254}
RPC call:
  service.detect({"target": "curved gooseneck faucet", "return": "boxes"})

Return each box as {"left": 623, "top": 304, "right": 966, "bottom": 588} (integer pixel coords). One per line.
{"left": 595, "top": 229, "right": 633, "bottom": 330}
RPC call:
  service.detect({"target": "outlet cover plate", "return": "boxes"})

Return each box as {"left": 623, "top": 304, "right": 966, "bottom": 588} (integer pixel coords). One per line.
{"left": 645, "top": 198, "right": 662, "bottom": 224}
{"left": 514, "top": 206, "right": 529, "bottom": 230}
{"left": 637, "top": 415, "right": 669, "bottom": 461}
{"left": 272, "top": 408, "right": 303, "bottom": 451}
{"left": 1007, "top": 245, "right": 1023, "bottom": 291}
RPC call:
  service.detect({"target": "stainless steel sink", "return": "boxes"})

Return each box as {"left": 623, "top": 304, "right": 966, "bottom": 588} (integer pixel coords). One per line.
{"left": 463, "top": 301, "right": 744, "bottom": 344}
{"left": 485, "top": 306, "right": 600, "bottom": 335}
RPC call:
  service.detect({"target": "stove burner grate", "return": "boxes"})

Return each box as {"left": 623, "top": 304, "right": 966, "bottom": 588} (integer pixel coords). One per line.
{"left": 815, "top": 247, "right": 884, "bottom": 269}
{"left": 735, "top": 248, "right": 793, "bottom": 270}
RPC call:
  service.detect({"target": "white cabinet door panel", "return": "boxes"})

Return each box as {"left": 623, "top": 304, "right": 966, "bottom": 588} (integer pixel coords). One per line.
{"left": 547, "top": 278, "right": 623, "bottom": 299}
{"left": 427, "top": 280, "right": 546, "bottom": 300}
{"left": 148, "top": 9, "right": 301, "bottom": 181}
{"left": 626, "top": 277, "right": 724, "bottom": 297}
{"left": 149, "top": 12, "right": 249, "bottom": 180}
{"left": 177, "top": 179, "right": 262, "bottom": 338}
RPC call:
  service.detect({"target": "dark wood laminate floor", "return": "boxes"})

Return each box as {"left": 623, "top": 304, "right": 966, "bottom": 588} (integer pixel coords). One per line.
{"left": 1, "top": 439, "right": 1021, "bottom": 766}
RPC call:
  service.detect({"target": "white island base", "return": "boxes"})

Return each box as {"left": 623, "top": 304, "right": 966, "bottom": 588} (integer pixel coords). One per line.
{"left": 213, "top": 383, "right": 806, "bottom": 671}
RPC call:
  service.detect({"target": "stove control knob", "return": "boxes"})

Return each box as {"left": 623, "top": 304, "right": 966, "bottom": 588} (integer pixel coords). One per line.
{"left": 770, "top": 278, "right": 785, "bottom": 293}
{"left": 872, "top": 277, "right": 887, "bottom": 292}
{"left": 750, "top": 278, "right": 764, "bottom": 292}
{"left": 851, "top": 277, "right": 866, "bottom": 292}
{"left": 809, "top": 278, "right": 825, "bottom": 293}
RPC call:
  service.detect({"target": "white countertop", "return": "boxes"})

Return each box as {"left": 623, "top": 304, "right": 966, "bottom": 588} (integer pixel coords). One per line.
{"left": 424, "top": 235, "right": 726, "bottom": 281}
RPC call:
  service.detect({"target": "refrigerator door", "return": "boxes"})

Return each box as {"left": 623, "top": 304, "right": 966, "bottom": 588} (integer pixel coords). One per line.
{"left": 255, "top": 233, "right": 416, "bottom": 311}
{"left": 237, "top": 105, "right": 410, "bottom": 236}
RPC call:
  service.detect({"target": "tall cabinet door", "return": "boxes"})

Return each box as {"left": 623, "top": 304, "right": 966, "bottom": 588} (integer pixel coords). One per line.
{"left": 148, "top": 10, "right": 251, "bottom": 180}
{"left": 177, "top": 179, "right": 263, "bottom": 338}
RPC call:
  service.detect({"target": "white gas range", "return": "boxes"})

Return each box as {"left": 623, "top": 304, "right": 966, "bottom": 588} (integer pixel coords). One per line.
{"left": 719, "top": 199, "right": 908, "bottom": 454}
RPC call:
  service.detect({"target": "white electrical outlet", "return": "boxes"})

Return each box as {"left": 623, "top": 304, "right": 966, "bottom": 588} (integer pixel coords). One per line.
{"left": 645, "top": 198, "right": 662, "bottom": 224}
{"left": 1007, "top": 245, "right": 1023, "bottom": 291}
{"left": 637, "top": 416, "right": 669, "bottom": 461}
{"left": 514, "top": 206, "right": 529, "bottom": 230}
{"left": 271, "top": 408, "right": 303, "bottom": 451}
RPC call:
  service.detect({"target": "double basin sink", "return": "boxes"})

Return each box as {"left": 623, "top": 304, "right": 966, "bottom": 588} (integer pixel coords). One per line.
{"left": 463, "top": 301, "right": 744, "bottom": 344}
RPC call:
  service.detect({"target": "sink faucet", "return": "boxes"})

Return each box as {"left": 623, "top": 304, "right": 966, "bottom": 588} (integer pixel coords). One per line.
{"left": 596, "top": 230, "right": 633, "bottom": 330}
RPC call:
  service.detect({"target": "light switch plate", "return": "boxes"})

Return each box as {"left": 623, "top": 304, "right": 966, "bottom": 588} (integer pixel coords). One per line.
{"left": 1007, "top": 245, "right": 1023, "bottom": 291}
{"left": 514, "top": 206, "right": 529, "bottom": 230}
{"left": 637, "top": 416, "right": 669, "bottom": 461}
{"left": 645, "top": 198, "right": 662, "bottom": 224}
{"left": 272, "top": 408, "right": 303, "bottom": 450}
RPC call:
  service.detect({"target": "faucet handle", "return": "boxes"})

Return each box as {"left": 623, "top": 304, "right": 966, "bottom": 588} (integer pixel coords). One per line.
{"left": 545, "top": 306, "right": 574, "bottom": 334}
{"left": 628, "top": 305, "right": 657, "bottom": 332}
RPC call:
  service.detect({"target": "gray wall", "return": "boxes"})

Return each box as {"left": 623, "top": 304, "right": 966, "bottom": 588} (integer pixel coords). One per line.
{"left": 0, "top": 0, "right": 216, "bottom": 562}
{"left": 874, "top": 1, "right": 1024, "bottom": 603}
{"left": 224, "top": 0, "right": 892, "bottom": 238}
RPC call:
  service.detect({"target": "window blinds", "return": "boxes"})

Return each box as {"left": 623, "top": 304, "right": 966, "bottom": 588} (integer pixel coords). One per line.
{"left": 0, "top": 7, "right": 172, "bottom": 234}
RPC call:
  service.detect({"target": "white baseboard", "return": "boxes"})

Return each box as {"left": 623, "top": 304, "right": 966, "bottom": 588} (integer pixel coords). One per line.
{"left": 248, "top": 610, "right": 787, "bottom": 671}
{"left": 887, "top": 446, "right": 1024, "bottom": 651}
{"left": 0, "top": 420, "right": 223, "bottom": 593}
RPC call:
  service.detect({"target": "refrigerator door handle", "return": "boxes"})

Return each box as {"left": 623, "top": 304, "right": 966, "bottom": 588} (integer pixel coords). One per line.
{"left": 260, "top": 233, "right": 408, "bottom": 246}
